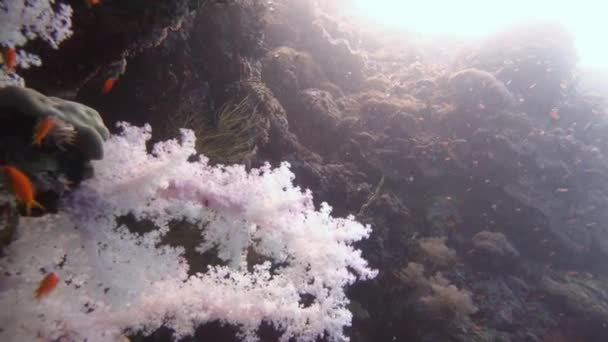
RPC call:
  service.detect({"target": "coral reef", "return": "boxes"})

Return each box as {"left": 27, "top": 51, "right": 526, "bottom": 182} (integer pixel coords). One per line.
{"left": 0, "top": 0, "right": 73, "bottom": 86}
{"left": 2, "top": 0, "right": 608, "bottom": 341}
{"left": 0, "top": 124, "right": 376, "bottom": 342}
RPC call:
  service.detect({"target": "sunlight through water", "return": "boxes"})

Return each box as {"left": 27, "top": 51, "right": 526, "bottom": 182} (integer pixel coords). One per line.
{"left": 350, "top": 0, "right": 608, "bottom": 69}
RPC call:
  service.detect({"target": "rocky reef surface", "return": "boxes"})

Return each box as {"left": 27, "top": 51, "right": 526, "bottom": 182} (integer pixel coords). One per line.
{"left": 3, "top": 0, "right": 608, "bottom": 341}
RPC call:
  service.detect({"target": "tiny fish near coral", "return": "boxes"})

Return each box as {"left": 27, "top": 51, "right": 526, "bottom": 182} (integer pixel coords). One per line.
{"left": 35, "top": 272, "right": 60, "bottom": 300}
{"left": 32, "top": 117, "right": 56, "bottom": 146}
{"left": 2, "top": 48, "right": 17, "bottom": 71}
{"left": 101, "top": 78, "right": 117, "bottom": 94}
{"left": 0, "top": 166, "right": 45, "bottom": 216}
{"left": 31, "top": 116, "right": 76, "bottom": 148}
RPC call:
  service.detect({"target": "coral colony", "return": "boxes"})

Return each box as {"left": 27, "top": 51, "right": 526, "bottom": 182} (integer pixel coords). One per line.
{"left": 0, "top": 124, "right": 377, "bottom": 341}
{"left": 0, "top": 0, "right": 73, "bottom": 86}
{"left": 0, "top": 1, "right": 375, "bottom": 340}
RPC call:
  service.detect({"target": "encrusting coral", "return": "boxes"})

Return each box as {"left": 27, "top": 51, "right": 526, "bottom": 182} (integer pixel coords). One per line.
{"left": 0, "top": 86, "right": 109, "bottom": 160}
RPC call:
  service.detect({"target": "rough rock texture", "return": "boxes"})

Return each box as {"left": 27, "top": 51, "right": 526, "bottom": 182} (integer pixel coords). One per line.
{"left": 470, "top": 231, "right": 520, "bottom": 271}
{"left": 447, "top": 68, "right": 516, "bottom": 112}
{"left": 7, "top": 0, "right": 608, "bottom": 341}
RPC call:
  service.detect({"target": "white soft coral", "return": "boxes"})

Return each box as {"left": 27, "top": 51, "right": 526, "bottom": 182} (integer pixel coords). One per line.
{"left": 0, "top": 123, "right": 376, "bottom": 341}
{"left": 0, "top": 0, "right": 73, "bottom": 86}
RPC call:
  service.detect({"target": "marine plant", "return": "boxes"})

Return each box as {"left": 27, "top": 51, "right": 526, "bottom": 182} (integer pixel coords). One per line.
{"left": 170, "top": 94, "right": 270, "bottom": 164}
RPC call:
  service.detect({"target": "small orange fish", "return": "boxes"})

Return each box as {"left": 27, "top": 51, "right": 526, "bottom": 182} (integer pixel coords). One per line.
{"left": 3, "top": 48, "right": 17, "bottom": 71}
{"left": 32, "top": 117, "right": 56, "bottom": 146}
{"left": 35, "top": 272, "right": 60, "bottom": 300}
{"left": 549, "top": 108, "right": 560, "bottom": 120}
{"left": 101, "top": 78, "right": 116, "bottom": 94}
{"left": 1, "top": 165, "right": 45, "bottom": 216}
{"left": 86, "top": 0, "right": 100, "bottom": 6}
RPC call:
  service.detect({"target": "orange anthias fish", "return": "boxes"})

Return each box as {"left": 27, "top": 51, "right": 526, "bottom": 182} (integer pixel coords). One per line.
{"left": 101, "top": 78, "right": 116, "bottom": 94}
{"left": 549, "top": 107, "right": 560, "bottom": 120}
{"left": 32, "top": 117, "right": 56, "bottom": 146}
{"left": 35, "top": 272, "right": 60, "bottom": 300}
{"left": 3, "top": 48, "right": 17, "bottom": 71}
{"left": 86, "top": 0, "right": 100, "bottom": 6}
{"left": 1, "top": 166, "right": 45, "bottom": 216}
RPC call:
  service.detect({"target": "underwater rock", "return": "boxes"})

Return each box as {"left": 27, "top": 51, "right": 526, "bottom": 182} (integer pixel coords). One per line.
{"left": 426, "top": 196, "right": 462, "bottom": 237}
{"left": 262, "top": 47, "right": 339, "bottom": 104}
{"left": 469, "top": 231, "right": 520, "bottom": 271}
{"left": 274, "top": 87, "right": 345, "bottom": 157}
{"left": 447, "top": 68, "right": 516, "bottom": 112}
{"left": 90, "top": 12, "right": 200, "bottom": 130}
{"left": 383, "top": 61, "right": 449, "bottom": 102}
{"left": 364, "top": 74, "right": 392, "bottom": 93}
{"left": 497, "top": 120, "right": 608, "bottom": 270}
{"left": 348, "top": 300, "right": 371, "bottom": 321}
{"left": 357, "top": 91, "right": 426, "bottom": 120}
{"left": 541, "top": 275, "right": 608, "bottom": 325}
{"left": 191, "top": 0, "right": 266, "bottom": 105}
{"left": 262, "top": 0, "right": 364, "bottom": 92}
{"left": 356, "top": 189, "right": 413, "bottom": 267}
{"left": 262, "top": 0, "right": 316, "bottom": 48}
{"left": 262, "top": 47, "right": 311, "bottom": 101}
{"left": 0, "top": 86, "right": 109, "bottom": 160}
{"left": 22, "top": 0, "right": 208, "bottom": 95}
{"left": 305, "top": 20, "right": 365, "bottom": 92}
{"left": 467, "top": 275, "right": 546, "bottom": 339}
{"left": 316, "top": 163, "right": 371, "bottom": 216}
